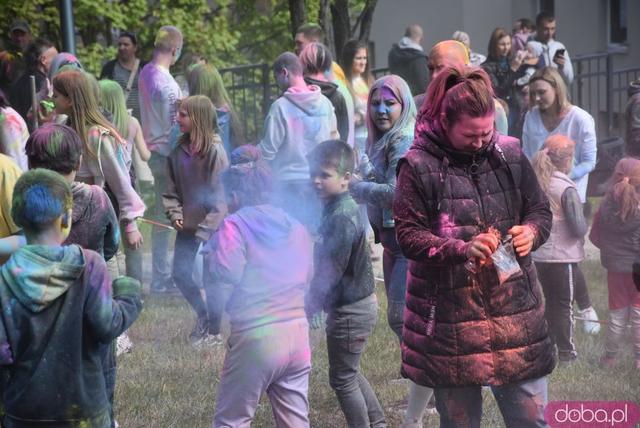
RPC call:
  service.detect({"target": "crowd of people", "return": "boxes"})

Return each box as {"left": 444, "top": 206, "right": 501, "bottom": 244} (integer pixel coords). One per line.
{"left": 0, "top": 10, "right": 638, "bottom": 428}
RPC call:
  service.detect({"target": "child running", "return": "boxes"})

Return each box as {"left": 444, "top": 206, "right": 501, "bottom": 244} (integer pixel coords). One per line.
{"left": 0, "top": 168, "right": 142, "bottom": 427}
{"left": 205, "top": 145, "right": 313, "bottom": 427}
{"left": 163, "top": 95, "right": 228, "bottom": 345}
{"left": 531, "top": 135, "right": 587, "bottom": 363}
{"left": 306, "top": 140, "right": 386, "bottom": 427}
{"left": 590, "top": 157, "right": 640, "bottom": 370}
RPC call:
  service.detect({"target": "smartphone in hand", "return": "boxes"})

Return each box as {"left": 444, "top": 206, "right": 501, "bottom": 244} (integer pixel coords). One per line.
{"left": 554, "top": 48, "right": 566, "bottom": 58}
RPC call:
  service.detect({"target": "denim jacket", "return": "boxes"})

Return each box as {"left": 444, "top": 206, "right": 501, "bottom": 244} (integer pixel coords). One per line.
{"left": 352, "top": 133, "right": 413, "bottom": 229}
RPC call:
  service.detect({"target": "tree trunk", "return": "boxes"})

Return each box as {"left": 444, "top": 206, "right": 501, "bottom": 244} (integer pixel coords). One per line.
{"left": 331, "top": 0, "right": 350, "bottom": 63}
{"left": 358, "top": 0, "right": 378, "bottom": 42}
{"left": 319, "top": 0, "right": 335, "bottom": 57}
{"left": 288, "top": 0, "right": 306, "bottom": 40}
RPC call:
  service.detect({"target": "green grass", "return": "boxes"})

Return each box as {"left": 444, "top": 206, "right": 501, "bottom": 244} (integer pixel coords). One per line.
{"left": 114, "top": 258, "right": 640, "bottom": 428}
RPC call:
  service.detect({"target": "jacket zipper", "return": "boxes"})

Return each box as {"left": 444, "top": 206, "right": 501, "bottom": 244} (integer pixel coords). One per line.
{"left": 469, "top": 154, "right": 496, "bottom": 377}
{"left": 470, "top": 154, "right": 487, "bottom": 230}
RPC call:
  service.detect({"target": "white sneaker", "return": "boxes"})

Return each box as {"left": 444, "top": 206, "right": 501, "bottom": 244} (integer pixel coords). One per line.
{"left": 192, "top": 333, "right": 224, "bottom": 349}
{"left": 579, "top": 307, "right": 601, "bottom": 335}
{"left": 116, "top": 332, "right": 133, "bottom": 356}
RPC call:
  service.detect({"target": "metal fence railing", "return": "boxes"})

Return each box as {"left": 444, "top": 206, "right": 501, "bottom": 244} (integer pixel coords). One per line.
{"left": 218, "top": 54, "right": 640, "bottom": 143}
{"left": 218, "top": 63, "right": 276, "bottom": 143}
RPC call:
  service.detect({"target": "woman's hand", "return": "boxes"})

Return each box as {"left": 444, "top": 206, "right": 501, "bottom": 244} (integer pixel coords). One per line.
{"left": 508, "top": 224, "right": 536, "bottom": 257}
{"left": 466, "top": 232, "right": 500, "bottom": 261}
{"left": 173, "top": 219, "right": 184, "bottom": 231}
{"left": 125, "top": 229, "right": 144, "bottom": 249}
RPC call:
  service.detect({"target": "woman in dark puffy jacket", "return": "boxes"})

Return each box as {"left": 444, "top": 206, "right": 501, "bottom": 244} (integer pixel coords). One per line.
{"left": 393, "top": 64, "right": 554, "bottom": 428}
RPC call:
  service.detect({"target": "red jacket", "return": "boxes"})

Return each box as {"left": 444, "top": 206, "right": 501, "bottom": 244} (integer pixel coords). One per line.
{"left": 393, "top": 121, "right": 555, "bottom": 387}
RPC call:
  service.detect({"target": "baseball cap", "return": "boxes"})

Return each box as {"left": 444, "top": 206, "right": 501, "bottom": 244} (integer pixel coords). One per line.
{"left": 10, "top": 19, "right": 31, "bottom": 34}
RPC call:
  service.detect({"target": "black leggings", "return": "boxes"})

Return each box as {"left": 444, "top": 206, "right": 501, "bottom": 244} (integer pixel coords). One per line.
{"left": 572, "top": 262, "right": 592, "bottom": 310}
{"left": 535, "top": 262, "right": 579, "bottom": 360}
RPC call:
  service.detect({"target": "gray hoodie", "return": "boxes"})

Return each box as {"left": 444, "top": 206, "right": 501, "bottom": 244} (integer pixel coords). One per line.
{"left": 258, "top": 85, "right": 338, "bottom": 182}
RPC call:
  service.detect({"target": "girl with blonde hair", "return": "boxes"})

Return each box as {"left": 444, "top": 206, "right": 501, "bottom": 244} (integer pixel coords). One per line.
{"left": 532, "top": 134, "right": 587, "bottom": 362}
{"left": 590, "top": 157, "right": 640, "bottom": 370}
{"left": 187, "top": 64, "right": 243, "bottom": 155}
{"left": 163, "top": 95, "right": 228, "bottom": 344}
{"left": 52, "top": 70, "right": 145, "bottom": 249}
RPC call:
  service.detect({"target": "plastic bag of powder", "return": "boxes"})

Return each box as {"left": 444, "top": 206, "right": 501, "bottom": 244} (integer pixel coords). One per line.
{"left": 491, "top": 235, "right": 523, "bottom": 285}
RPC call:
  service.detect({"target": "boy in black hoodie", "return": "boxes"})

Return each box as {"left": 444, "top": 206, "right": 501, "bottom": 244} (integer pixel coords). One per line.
{"left": 306, "top": 140, "right": 386, "bottom": 427}
{"left": 0, "top": 169, "right": 142, "bottom": 427}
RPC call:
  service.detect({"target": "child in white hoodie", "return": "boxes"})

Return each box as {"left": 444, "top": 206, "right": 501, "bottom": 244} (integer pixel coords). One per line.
{"left": 204, "top": 145, "right": 314, "bottom": 427}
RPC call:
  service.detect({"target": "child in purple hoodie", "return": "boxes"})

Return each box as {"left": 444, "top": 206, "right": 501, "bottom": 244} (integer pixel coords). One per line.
{"left": 203, "top": 145, "right": 313, "bottom": 427}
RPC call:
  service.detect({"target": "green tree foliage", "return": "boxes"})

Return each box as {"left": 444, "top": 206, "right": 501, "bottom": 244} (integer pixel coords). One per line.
{"left": 0, "top": 0, "right": 302, "bottom": 76}
{"left": 1, "top": 0, "right": 376, "bottom": 76}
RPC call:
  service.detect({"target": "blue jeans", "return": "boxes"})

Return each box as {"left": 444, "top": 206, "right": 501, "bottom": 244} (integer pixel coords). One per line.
{"left": 326, "top": 294, "right": 386, "bottom": 428}
{"left": 377, "top": 227, "right": 407, "bottom": 341}
{"left": 173, "top": 231, "right": 225, "bottom": 332}
{"left": 101, "top": 341, "right": 116, "bottom": 427}
{"left": 434, "top": 376, "right": 549, "bottom": 428}
{"left": 148, "top": 152, "right": 173, "bottom": 290}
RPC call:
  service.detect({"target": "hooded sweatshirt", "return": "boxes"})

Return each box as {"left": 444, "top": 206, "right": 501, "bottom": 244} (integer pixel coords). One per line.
{"left": 258, "top": 85, "right": 338, "bottom": 182}
{"left": 204, "top": 205, "right": 313, "bottom": 333}
{"left": 0, "top": 245, "right": 142, "bottom": 426}
{"left": 388, "top": 37, "right": 429, "bottom": 97}
{"left": 304, "top": 77, "right": 349, "bottom": 144}
{"left": 64, "top": 182, "right": 120, "bottom": 261}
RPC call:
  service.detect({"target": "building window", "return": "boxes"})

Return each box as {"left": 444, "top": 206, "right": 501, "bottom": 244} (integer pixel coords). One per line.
{"left": 609, "top": 0, "right": 628, "bottom": 45}
{"left": 539, "top": 0, "right": 554, "bottom": 15}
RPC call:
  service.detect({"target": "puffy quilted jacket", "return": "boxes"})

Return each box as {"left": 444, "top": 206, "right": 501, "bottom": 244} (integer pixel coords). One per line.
{"left": 393, "top": 121, "right": 555, "bottom": 387}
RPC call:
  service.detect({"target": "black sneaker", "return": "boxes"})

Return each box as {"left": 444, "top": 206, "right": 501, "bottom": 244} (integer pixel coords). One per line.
{"left": 189, "top": 317, "right": 208, "bottom": 342}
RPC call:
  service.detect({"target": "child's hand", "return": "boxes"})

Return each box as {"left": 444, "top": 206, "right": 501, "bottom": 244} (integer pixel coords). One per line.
{"left": 309, "top": 312, "right": 325, "bottom": 330}
{"left": 508, "top": 224, "right": 536, "bottom": 257}
{"left": 173, "top": 219, "right": 183, "bottom": 231}
{"left": 125, "top": 229, "right": 143, "bottom": 249}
